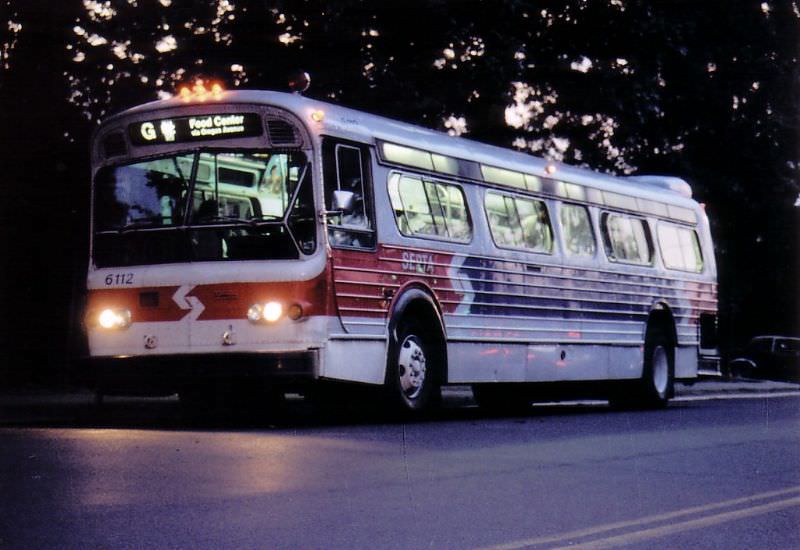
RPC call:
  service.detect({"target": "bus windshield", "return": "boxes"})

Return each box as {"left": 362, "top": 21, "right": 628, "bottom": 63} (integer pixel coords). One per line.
{"left": 93, "top": 150, "right": 315, "bottom": 266}
{"left": 94, "top": 151, "right": 306, "bottom": 230}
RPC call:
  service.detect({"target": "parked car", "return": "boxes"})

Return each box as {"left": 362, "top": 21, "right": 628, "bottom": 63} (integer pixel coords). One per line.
{"left": 729, "top": 336, "right": 800, "bottom": 383}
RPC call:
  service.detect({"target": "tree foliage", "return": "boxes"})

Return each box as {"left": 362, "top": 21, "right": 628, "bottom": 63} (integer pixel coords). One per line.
{"left": 0, "top": 0, "right": 798, "bottom": 379}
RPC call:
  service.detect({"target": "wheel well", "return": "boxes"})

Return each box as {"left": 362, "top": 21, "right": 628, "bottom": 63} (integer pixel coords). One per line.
{"left": 389, "top": 292, "right": 448, "bottom": 384}
{"left": 647, "top": 306, "right": 677, "bottom": 348}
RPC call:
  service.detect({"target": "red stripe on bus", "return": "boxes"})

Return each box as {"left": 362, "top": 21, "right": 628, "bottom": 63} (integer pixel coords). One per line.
{"left": 86, "top": 274, "right": 331, "bottom": 324}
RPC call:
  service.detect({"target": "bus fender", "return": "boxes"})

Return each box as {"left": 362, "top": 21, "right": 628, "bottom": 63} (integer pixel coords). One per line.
{"left": 385, "top": 284, "right": 448, "bottom": 381}
{"left": 386, "top": 285, "right": 446, "bottom": 342}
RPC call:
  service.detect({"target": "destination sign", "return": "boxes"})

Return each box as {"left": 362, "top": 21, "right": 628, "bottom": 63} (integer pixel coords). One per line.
{"left": 129, "top": 113, "right": 263, "bottom": 145}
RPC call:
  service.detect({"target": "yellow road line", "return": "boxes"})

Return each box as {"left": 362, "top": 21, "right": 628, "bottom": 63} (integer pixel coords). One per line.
{"left": 476, "top": 485, "right": 800, "bottom": 550}
{"left": 551, "top": 495, "right": 800, "bottom": 550}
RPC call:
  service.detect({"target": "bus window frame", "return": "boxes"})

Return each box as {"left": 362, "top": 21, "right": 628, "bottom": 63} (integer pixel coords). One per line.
{"left": 557, "top": 201, "right": 598, "bottom": 259}
{"left": 483, "top": 188, "right": 555, "bottom": 256}
{"left": 322, "top": 137, "right": 377, "bottom": 251}
{"left": 600, "top": 210, "right": 655, "bottom": 267}
{"left": 387, "top": 171, "right": 474, "bottom": 245}
{"left": 656, "top": 220, "right": 705, "bottom": 274}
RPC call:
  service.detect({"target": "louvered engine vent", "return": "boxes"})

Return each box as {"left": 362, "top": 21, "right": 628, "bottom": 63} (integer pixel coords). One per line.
{"left": 266, "top": 119, "right": 299, "bottom": 146}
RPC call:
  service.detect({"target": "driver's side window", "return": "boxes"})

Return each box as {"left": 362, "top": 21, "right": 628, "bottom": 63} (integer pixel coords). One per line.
{"left": 322, "top": 139, "right": 375, "bottom": 248}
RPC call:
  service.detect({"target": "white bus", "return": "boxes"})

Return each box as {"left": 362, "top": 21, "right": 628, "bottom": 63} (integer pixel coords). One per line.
{"left": 83, "top": 84, "right": 720, "bottom": 412}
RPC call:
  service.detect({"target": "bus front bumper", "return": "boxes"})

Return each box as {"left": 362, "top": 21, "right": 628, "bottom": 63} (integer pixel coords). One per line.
{"left": 76, "top": 350, "right": 319, "bottom": 395}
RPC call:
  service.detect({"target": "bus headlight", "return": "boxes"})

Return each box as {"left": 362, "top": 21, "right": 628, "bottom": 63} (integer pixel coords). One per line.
{"left": 247, "top": 301, "right": 283, "bottom": 323}
{"left": 98, "top": 308, "right": 132, "bottom": 330}
{"left": 247, "top": 304, "right": 263, "bottom": 323}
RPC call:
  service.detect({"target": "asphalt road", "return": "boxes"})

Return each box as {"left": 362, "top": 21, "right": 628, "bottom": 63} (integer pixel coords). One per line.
{"left": 1, "top": 392, "right": 799, "bottom": 549}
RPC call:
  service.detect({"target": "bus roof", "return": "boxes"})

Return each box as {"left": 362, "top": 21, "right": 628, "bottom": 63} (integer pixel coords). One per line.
{"left": 104, "top": 89, "right": 700, "bottom": 209}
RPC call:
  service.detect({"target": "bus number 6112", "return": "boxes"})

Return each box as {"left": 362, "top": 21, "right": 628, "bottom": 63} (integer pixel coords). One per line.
{"left": 104, "top": 273, "right": 134, "bottom": 286}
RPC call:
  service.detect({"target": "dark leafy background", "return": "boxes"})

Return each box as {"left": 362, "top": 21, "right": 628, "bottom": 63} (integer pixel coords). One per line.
{"left": 1, "top": 0, "right": 797, "bottom": 385}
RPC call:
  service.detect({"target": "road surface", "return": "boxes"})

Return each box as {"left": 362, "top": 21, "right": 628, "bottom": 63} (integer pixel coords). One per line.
{"left": 1, "top": 390, "right": 798, "bottom": 549}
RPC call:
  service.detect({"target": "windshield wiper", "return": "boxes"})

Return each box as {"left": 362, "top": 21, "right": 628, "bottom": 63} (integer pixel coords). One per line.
{"left": 116, "top": 216, "right": 165, "bottom": 233}
{"left": 193, "top": 214, "right": 284, "bottom": 226}
{"left": 193, "top": 215, "right": 253, "bottom": 225}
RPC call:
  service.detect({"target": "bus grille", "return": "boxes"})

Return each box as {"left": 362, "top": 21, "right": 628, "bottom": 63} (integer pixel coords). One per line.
{"left": 266, "top": 119, "right": 299, "bottom": 146}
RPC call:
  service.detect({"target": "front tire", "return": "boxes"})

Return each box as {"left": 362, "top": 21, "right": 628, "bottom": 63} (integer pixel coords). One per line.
{"left": 386, "top": 321, "right": 441, "bottom": 413}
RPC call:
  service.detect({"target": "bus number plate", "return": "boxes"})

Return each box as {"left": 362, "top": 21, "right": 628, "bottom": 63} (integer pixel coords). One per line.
{"left": 104, "top": 273, "right": 134, "bottom": 286}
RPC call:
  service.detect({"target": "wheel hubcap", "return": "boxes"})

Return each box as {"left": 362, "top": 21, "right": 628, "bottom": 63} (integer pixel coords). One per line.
{"left": 652, "top": 345, "right": 669, "bottom": 396}
{"left": 398, "top": 335, "right": 427, "bottom": 400}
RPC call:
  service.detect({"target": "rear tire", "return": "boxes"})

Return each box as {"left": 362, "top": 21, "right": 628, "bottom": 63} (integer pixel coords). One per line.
{"left": 611, "top": 328, "right": 674, "bottom": 409}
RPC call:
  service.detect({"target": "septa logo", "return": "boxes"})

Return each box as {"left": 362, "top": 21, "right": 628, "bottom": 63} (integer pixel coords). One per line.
{"left": 172, "top": 285, "right": 205, "bottom": 321}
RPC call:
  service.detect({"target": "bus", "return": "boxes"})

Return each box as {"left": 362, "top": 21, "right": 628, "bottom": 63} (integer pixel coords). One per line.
{"left": 82, "top": 83, "right": 720, "bottom": 412}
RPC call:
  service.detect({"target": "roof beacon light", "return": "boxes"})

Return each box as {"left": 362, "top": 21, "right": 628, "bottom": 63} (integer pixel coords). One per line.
{"left": 178, "top": 79, "right": 225, "bottom": 102}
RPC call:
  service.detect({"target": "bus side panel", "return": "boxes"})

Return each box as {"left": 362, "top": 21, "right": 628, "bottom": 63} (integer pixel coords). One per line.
{"left": 675, "top": 346, "right": 698, "bottom": 379}
{"left": 447, "top": 342, "right": 527, "bottom": 382}
{"left": 329, "top": 247, "right": 389, "bottom": 336}
{"left": 321, "top": 338, "right": 387, "bottom": 384}
{"left": 525, "top": 344, "right": 641, "bottom": 382}
{"left": 447, "top": 343, "right": 643, "bottom": 383}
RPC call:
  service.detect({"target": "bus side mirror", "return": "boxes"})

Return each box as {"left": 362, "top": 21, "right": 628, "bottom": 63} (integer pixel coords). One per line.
{"left": 332, "top": 190, "right": 356, "bottom": 213}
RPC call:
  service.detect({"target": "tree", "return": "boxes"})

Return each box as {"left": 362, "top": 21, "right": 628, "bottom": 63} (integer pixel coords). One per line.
{"left": 0, "top": 0, "right": 797, "bottom": 383}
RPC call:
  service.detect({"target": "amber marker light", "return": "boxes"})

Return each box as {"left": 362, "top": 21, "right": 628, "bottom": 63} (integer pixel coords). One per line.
{"left": 287, "top": 303, "right": 304, "bottom": 321}
{"left": 310, "top": 109, "right": 325, "bottom": 123}
{"left": 545, "top": 164, "right": 557, "bottom": 175}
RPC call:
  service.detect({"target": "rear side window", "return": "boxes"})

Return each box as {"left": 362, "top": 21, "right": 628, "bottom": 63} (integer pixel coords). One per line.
{"left": 485, "top": 191, "right": 553, "bottom": 254}
{"left": 601, "top": 213, "right": 652, "bottom": 265}
{"left": 657, "top": 223, "right": 704, "bottom": 273}
{"left": 559, "top": 203, "right": 596, "bottom": 257}
{"left": 387, "top": 173, "right": 471, "bottom": 242}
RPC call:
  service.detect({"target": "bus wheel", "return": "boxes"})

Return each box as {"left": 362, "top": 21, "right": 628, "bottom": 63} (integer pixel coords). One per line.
{"left": 640, "top": 328, "right": 674, "bottom": 408}
{"left": 387, "top": 321, "right": 440, "bottom": 413}
{"left": 612, "top": 328, "right": 674, "bottom": 409}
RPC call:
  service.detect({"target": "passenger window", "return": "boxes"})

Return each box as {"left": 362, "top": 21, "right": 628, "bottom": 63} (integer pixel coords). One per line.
{"left": 388, "top": 173, "right": 471, "bottom": 242}
{"left": 657, "top": 223, "right": 704, "bottom": 273}
{"left": 559, "top": 203, "right": 596, "bottom": 257}
{"left": 322, "top": 140, "right": 375, "bottom": 248}
{"left": 485, "top": 191, "right": 553, "bottom": 253}
{"left": 400, "top": 176, "right": 437, "bottom": 236}
{"left": 602, "top": 213, "right": 652, "bottom": 265}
